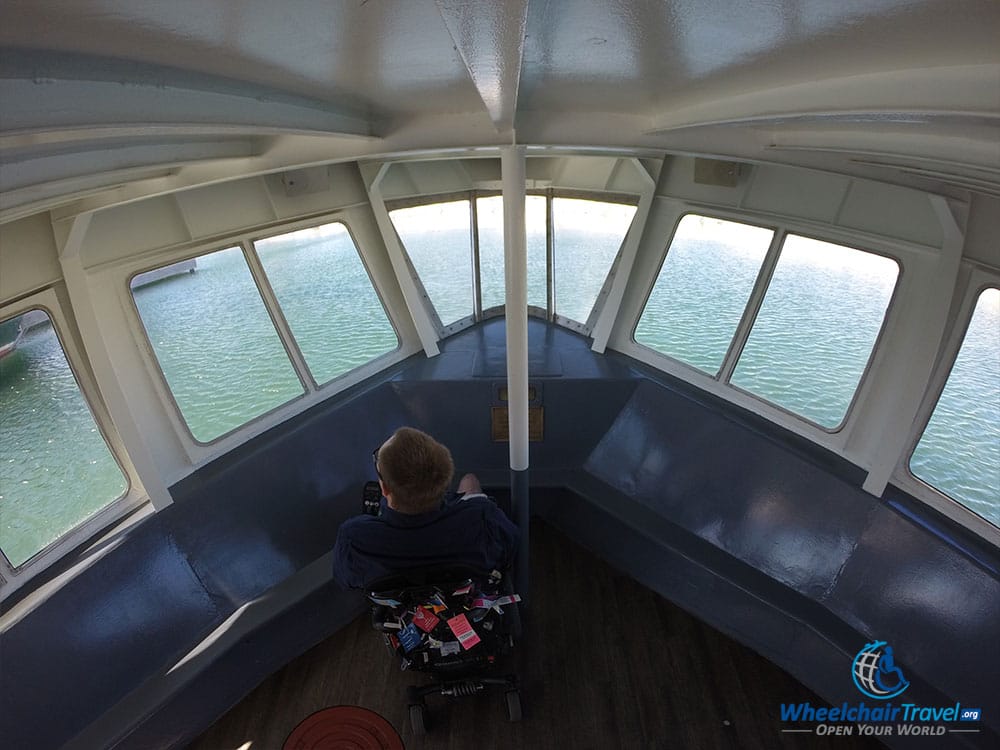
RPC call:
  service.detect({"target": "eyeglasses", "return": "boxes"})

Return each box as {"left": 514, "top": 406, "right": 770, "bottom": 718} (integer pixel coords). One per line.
{"left": 372, "top": 446, "right": 382, "bottom": 479}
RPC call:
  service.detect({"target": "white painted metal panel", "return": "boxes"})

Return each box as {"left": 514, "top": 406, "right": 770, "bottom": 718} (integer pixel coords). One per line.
{"left": 0, "top": 214, "right": 62, "bottom": 301}
{"left": 742, "top": 166, "right": 851, "bottom": 224}
{"left": 175, "top": 179, "right": 276, "bottom": 240}
{"left": 839, "top": 182, "right": 944, "bottom": 248}
{"left": 83, "top": 198, "right": 191, "bottom": 268}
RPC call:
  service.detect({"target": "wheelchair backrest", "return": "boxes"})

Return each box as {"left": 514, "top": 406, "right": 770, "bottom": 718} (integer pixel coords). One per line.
{"left": 367, "top": 565, "right": 520, "bottom": 672}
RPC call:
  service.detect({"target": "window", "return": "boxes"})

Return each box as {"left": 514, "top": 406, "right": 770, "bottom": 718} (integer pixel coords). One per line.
{"left": 476, "top": 196, "right": 547, "bottom": 311}
{"left": 391, "top": 194, "right": 636, "bottom": 329}
{"left": 0, "top": 310, "right": 127, "bottom": 568}
{"left": 254, "top": 223, "right": 398, "bottom": 386}
{"left": 132, "top": 248, "right": 304, "bottom": 443}
{"left": 635, "top": 215, "right": 774, "bottom": 374}
{"left": 552, "top": 198, "right": 636, "bottom": 324}
{"left": 390, "top": 201, "right": 474, "bottom": 326}
{"left": 731, "top": 235, "right": 898, "bottom": 428}
{"left": 635, "top": 221, "right": 901, "bottom": 430}
{"left": 910, "top": 288, "right": 999, "bottom": 526}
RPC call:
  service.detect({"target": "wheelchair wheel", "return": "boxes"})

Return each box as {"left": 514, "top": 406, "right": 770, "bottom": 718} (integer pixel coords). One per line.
{"left": 409, "top": 703, "right": 427, "bottom": 735}
{"left": 504, "top": 689, "right": 522, "bottom": 722}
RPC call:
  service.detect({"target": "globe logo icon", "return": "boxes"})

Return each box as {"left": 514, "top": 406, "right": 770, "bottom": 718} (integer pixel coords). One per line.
{"left": 852, "top": 640, "right": 910, "bottom": 700}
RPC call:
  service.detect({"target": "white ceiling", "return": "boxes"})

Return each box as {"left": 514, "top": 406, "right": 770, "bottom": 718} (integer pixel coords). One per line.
{"left": 1, "top": 0, "right": 998, "bottom": 219}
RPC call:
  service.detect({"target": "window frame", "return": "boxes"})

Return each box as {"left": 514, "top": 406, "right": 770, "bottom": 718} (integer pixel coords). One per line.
{"left": 388, "top": 192, "right": 479, "bottom": 336}
{"left": 900, "top": 274, "right": 1000, "bottom": 538}
{"left": 0, "top": 289, "right": 140, "bottom": 594}
{"left": 631, "top": 211, "right": 779, "bottom": 381}
{"left": 549, "top": 191, "right": 639, "bottom": 334}
{"left": 629, "top": 210, "right": 905, "bottom": 438}
{"left": 475, "top": 191, "right": 549, "bottom": 319}
{"left": 386, "top": 188, "right": 640, "bottom": 337}
{"left": 126, "top": 214, "right": 404, "bottom": 454}
{"left": 128, "top": 243, "right": 310, "bottom": 447}
{"left": 725, "top": 230, "right": 903, "bottom": 434}
{"left": 248, "top": 219, "right": 402, "bottom": 392}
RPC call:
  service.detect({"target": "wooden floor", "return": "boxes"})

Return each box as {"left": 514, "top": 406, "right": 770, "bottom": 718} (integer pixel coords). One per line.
{"left": 188, "top": 520, "right": 883, "bottom": 750}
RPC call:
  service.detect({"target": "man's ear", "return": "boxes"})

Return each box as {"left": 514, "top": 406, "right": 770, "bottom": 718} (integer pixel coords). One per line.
{"left": 379, "top": 479, "right": 392, "bottom": 502}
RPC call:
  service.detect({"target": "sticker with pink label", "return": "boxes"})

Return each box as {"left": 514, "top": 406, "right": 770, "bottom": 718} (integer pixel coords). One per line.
{"left": 446, "top": 613, "right": 481, "bottom": 650}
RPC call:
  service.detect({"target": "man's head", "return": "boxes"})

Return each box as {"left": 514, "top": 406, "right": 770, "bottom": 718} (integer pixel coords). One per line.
{"left": 375, "top": 427, "right": 454, "bottom": 514}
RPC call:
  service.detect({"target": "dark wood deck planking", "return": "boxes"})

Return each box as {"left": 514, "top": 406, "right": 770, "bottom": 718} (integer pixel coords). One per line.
{"left": 188, "top": 520, "right": 883, "bottom": 749}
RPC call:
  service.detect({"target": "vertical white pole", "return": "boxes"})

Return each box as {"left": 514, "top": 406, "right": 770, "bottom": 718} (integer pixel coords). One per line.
{"left": 502, "top": 145, "right": 529, "bottom": 471}
{"left": 502, "top": 144, "right": 530, "bottom": 604}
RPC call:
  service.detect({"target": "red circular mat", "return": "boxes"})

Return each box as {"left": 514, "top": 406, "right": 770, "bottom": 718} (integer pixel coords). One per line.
{"left": 282, "top": 706, "right": 404, "bottom": 750}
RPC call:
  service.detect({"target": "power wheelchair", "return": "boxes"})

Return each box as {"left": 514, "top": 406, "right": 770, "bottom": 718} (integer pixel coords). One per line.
{"left": 367, "top": 563, "right": 523, "bottom": 735}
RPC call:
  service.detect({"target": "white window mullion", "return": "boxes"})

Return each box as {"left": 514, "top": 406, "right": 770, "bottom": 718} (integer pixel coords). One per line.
{"left": 241, "top": 240, "right": 315, "bottom": 392}
{"left": 718, "top": 228, "right": 785, "bottom": 384}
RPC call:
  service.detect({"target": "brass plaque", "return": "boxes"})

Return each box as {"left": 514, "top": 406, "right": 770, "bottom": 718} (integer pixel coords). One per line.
{"left": 491, "top": 406, "right": 544, "bottom": 441}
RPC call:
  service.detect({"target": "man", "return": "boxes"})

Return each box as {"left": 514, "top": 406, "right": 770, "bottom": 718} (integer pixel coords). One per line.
{"left": 332, "top": 427, "right": 520, "bottom": 589}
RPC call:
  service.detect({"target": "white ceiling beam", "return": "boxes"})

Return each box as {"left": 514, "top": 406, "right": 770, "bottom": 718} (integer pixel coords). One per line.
{"left": 1, "top": 140, "right": 257, "bottom": 193}
{"left": 645, "top": 64, "right": 1000, "bottom": 134}
{"left": 435, "top": 0, "right": 530, "bottom": 134}
{"left": 0, "top": 77, "right": 375, "bottom": 137}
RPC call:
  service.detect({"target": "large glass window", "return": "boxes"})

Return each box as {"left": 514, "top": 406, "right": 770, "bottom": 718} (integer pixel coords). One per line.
{"left": 390, "top": 201, "right": 473, "bottom": 326}
{"left": 552, "top": 198, "right": 636, "bottom": 324}
{"left": 731, "top": 235, "right": 899, "bottom": 428}
{"left": 254, "top": 223, "right": 398, "bottom": 385}
{"left": 132, "top": 248, "right": 304, "bottom": 442}
{"left": 391, "top": 195, "right": 635, "bottom": 327}
{"left": 910, "top": 288, "right": 999, "bottom": 526}
{"left": 476, "top": 196, "right": 547, "bottom": 311}
{"left": 635, "top": 215, "right": 774, "bottom": 374}
{"left": 0, "top": 310, "right": 128, "bottom": 568}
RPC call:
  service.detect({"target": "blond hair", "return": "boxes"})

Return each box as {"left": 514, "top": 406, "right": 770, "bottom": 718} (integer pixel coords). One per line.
{"left": 378, "top": 427, "right": 454, "bottom": 513}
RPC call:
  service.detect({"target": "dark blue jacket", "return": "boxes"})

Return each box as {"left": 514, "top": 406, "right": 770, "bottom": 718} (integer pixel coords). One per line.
{"left": 332, "top": 493, "right": 520, "bottom": 589}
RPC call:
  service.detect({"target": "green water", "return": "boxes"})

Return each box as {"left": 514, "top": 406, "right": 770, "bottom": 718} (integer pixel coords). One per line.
{"left": 1, "top": 318, "right": 128, "bottom": 566}
{"left": 1, "top": 230, "right": 997, "bottom": 567}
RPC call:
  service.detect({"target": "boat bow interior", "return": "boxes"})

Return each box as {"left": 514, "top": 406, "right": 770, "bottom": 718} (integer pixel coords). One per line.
{"left": 1, "top": 2, "right": 998, "bottom": 748}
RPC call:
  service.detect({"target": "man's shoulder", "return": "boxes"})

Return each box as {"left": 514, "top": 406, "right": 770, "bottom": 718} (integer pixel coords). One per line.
{"left": 336, "top": 512, "right": 381, "bottom": 539}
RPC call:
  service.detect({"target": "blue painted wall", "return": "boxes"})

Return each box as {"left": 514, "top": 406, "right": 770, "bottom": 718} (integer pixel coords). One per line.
{"left": 2, "top": 319, "right": 996, "bottom": 749}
